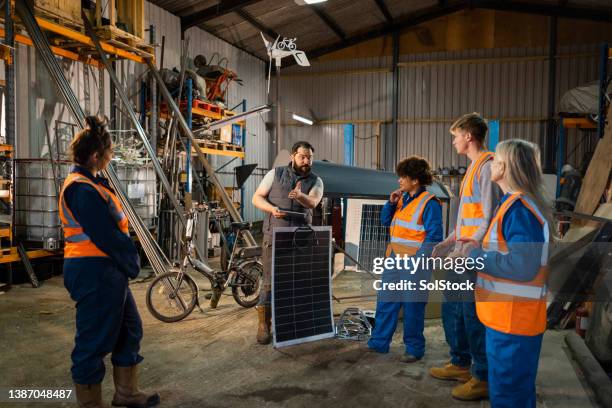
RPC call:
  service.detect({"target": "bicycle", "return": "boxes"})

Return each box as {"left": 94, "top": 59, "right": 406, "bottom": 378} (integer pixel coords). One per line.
{"left": 277, "top": 37, "right": 297, "bottom": 51}
{"left": 146, "top": 206, "right": 263, "bottom": 323}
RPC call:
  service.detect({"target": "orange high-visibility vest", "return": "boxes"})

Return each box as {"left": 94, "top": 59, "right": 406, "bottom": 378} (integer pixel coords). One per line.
{"left": 456, "top": 151, "right": 494, "bottom": 239}
{"left": 475, "top": 192, "right": 549, "bottom": 336}
{"left": 386, "top": 190, "right": 438, "bottom": 257}
{"left": 59, "top": 172, "right": 129, "bottom": 259}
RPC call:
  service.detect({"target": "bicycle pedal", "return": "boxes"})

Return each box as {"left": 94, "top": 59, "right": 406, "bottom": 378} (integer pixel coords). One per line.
{"left": 204, "top": 293, "right": 213, "bottom": 300}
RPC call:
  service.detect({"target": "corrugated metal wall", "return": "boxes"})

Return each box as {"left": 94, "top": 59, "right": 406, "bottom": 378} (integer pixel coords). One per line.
{"left": 281, "top": 44, "right": 602, "bottom": 172}
{"left": 8, "top": 1, "right": 269, "bottom": 222}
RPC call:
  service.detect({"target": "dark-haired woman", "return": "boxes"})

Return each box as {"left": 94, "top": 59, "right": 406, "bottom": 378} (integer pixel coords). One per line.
{"left": 59, "top": 116, "right": 159, "bottom": 408}
{"left": 367, "top": 156, "right": 443, "bottom": 362}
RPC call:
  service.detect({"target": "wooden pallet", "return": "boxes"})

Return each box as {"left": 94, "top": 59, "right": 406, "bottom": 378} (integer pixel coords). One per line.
{"left": 193, "top": 139, "right": 244, "bottom": 153}
{"left": 95, "top": 25, "right": 154, "bottom": 56}
{"left": 217, "top": 142, "right": 244, "bottom": 152}
{"left": 34, "top": 0, "right": 82, "bottom": 30}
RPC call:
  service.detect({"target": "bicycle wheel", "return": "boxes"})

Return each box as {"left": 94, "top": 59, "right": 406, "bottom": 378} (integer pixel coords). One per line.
{"left": 146, "top": 271, "right": 198, "bottom": 323}
{"left": 232, "top": 260, "right": 263, "bottom": 308}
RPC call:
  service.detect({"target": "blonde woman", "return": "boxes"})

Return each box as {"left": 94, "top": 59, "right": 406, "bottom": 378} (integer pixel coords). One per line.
{"left": 459, "top": 139, "right": 552, "bottom": 407}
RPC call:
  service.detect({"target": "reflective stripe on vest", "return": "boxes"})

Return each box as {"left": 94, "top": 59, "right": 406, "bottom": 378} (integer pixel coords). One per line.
{"left": 386, "top": 191, "right": 437, "bottom": 256}
{"left": 59, "top": 172, "right": 129, "bottom": 258}
{"left": 456, "top": 151, "right": 494, "bottom": 239}
{"left": 475, "top": 192, "right": 549, "bottom": 336}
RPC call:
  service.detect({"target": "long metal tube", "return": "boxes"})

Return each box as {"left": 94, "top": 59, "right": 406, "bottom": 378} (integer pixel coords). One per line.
{"left": 194, "top": 105, "right": 271, "bottom": 134}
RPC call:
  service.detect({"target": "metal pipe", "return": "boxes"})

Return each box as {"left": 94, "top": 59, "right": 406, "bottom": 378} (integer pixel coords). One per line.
{"left": 193, "top": 105, "right": 271, "bottom": 134}
{"left": 388, "top": 30, "right": 400, "bottom": 172}
{"left": 148, "top": 25, "right": 158, "bottom": 150}
{"left": 545, "top": 16, "right": 558, "bottom": 173}
{"left": 598, "top": 43, "right": 608, "bottom": 139}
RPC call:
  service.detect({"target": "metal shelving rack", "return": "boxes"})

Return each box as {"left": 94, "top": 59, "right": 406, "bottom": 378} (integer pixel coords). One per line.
{"left": 556, "top": 42, "right": 610, "bottom": 196}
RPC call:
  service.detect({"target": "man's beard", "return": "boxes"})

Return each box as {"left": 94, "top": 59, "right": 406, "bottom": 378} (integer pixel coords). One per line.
{"left": 293, "top": 162, "right": 311, "bottom": 175}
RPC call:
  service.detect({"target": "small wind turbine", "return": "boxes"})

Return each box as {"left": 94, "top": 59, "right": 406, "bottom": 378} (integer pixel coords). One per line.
{"left": 261, "top": 32, "right": 310, "bottom": 93}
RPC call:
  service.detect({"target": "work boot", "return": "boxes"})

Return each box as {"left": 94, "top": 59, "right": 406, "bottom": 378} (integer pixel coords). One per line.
{"left": 429, "top": 362, "right": 471, "bottom": 382}
{"left": 111, "top": 365, "right": 160, "bottom": 408}
{"left": 75, "top": 383, "right": 105, "bottom": 408}
{"left": 451, "top": 377, "right": 489, "bottom": 401}
{"left": 256, "top": 305, "right": 272, "bottom": 345}
{"left": 400, "top": 353, "right": 421, "bottom": 363}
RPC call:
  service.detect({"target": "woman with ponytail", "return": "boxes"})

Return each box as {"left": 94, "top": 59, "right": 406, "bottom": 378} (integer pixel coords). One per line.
{"left": 59, "top": 116, "right": 159, "bottom": 408}
{"left": 458, "top": 139, "right": 554, "bottom": 407}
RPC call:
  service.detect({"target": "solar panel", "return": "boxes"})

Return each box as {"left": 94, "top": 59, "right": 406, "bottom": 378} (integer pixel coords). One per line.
{"left": 271, "top": 226, "right": 334, "bottom": 347}
{"left": 344, "top": 199, "right": 388, "bottom": 272}
{"left": 358, "top": 203, "right": 390, "bottom": 271}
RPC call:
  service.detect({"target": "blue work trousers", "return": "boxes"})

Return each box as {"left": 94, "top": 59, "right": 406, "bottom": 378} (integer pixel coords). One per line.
{"left": 368, "top": 267, "right": 429, "bottom": 357}
{"left": 64, "top": 258, "right": 144, "bottom": 384}
{"left": 441, "top": 300, "right": 488, "bottom": 380}
{"left": 486, "top": 327, "right": 543, "bottom": 408}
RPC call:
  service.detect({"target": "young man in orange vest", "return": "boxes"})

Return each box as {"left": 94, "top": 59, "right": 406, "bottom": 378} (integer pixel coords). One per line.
{"left": 430, "top": 113, "right": 501, "bottom": 401}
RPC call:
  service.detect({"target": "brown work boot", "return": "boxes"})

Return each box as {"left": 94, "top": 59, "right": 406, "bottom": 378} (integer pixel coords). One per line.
{"left": 256, "top": 305, "right": 272, "bottom": 344}
{"left": 451, "top": 376, "right": 489, "bottom": 401}
{"left": 429, "top": 362, "right": 472, "bottom": 382}
{"left": 75, "top": 383, "right": 105, "bottom": 408}
{"left": 111, "top": 365, "right": 160, "bottom": 408}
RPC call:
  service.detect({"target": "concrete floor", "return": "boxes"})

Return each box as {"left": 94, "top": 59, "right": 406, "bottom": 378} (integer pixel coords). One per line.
{"left": 0, "top": 270, "right": 600, "bottom": 408}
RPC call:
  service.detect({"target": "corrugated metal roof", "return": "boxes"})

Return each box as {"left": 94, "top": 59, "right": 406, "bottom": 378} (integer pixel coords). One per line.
{"left": 148, "top": 0, "right": 612, "bottom": 60}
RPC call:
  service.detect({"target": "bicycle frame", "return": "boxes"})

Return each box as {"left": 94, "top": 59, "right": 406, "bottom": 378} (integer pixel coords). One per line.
{"left": 182, "top": 208, "right": 250, "bottom": 292}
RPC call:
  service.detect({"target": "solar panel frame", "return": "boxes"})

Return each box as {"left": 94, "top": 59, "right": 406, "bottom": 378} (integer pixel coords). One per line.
{"left": 357, "top": 203, "right": 390, "bottom": 272}
{"left": 271, "top": 226, "right": 335, "bottom": 348}
{"left": 344, "top": 198, "right": 388, "bottom": 272}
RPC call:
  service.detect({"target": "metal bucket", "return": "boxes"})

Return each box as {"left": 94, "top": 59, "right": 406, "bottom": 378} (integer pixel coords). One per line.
{"left": 114, "top": 162, "right": 157, "bottom": 228}
{"left": 14, "top": 159, "right": 71, "bottom": 242}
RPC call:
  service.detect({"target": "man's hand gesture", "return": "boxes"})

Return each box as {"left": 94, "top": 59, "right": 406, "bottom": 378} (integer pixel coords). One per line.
{"left": 288, "top": 181, "right": 303, "bottom": 200}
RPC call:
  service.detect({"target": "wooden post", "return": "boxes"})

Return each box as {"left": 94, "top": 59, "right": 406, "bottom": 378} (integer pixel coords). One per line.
{"left": 109, "top": 0, "right": 116, "bottom": 27}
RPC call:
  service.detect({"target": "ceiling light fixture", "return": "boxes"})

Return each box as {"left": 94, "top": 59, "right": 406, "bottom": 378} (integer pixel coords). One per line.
{"left": 292, "top": 113, "right": 314, "bottom": 126}
{"left": 295, "top": 0, "right": 328, "bottom": 5}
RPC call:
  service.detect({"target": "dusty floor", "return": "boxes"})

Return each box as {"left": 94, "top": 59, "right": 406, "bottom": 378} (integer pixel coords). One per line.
{"left": 0, "top": 269, "right": 600, "bottom": 408}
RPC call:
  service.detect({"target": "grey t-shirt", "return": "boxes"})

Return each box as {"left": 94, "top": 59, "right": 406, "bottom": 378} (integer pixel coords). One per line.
{"left": 451, "top": 160, "right": 502, "bottom": 243}
{"left": 258, "top": 169, "right": 324, "bottom": 205}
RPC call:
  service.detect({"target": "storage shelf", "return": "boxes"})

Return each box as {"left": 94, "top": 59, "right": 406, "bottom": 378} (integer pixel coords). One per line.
{"left": 562, "top": 117, "right": 597, "bottom": 129}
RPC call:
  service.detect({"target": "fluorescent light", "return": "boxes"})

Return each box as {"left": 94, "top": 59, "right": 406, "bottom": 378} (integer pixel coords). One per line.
{"left": 304, "top": 0, "right": 327, "bottom": 4}
{"left": 292, "top": 113, "right": 313, "bottom": 126}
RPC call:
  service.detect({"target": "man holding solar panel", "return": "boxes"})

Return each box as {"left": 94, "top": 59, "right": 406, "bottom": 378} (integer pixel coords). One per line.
{"left": 252, "top": 141, "right": 325, "bottom": 344}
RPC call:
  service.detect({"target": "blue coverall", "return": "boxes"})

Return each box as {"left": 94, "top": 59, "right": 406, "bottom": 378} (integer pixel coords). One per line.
{"left": 63, "top": 166, "right": 143, "bottom": 385}
{"left": 470, "top": 193, "right": 546, "bottom": 408}
{"left": 367, "top": 188, "right": 443, "bottom": 358}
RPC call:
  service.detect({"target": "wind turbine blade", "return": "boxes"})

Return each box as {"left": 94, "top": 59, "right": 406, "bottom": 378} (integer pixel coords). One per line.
{"left": 293, "top": 51, "right": 310, "bottom": 67}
